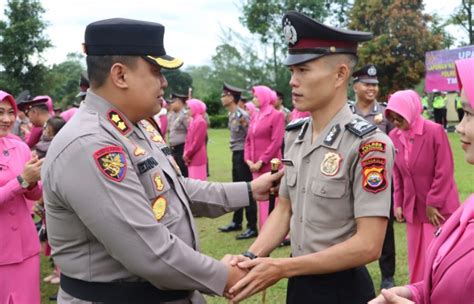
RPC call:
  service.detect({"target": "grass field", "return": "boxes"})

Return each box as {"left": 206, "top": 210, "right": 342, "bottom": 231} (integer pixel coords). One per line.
{"left": 40, "top": 129, "right": 474, "bottom": 303}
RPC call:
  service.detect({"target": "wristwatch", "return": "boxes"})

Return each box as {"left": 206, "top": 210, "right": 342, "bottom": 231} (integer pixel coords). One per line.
{"left": 242, "top": 251, "right": 258, "bottom": 260}
{"left": 17, "top": 175, "right": 30, "bottom": 189}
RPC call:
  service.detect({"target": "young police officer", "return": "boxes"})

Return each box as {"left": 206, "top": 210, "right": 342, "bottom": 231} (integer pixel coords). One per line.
{"left": 227, "top": 11, "right": 394, "bottom": 303}
{"left": 42, "top": 18, "right": 281, "bottom": 303}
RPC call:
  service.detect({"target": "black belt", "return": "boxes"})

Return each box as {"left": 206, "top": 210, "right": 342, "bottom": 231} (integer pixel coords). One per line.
{"left": 61, "top": 274, "right": 190, "bottom": 303}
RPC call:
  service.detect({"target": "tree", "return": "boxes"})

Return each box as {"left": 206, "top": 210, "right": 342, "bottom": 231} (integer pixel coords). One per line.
{"left": 163, "top": 69, "right": 193, "bottom": 99}
{"left": 0, "top": 0, "right": 51, "bottom": 95}
{"left": 349, "top": 0, "right": 443, "bottom": 100}
{"left": 44, "top": 53, "right": 85, "bottom": 108}
{"left": 449, "top": 0, "right": 473, "bottom": 45}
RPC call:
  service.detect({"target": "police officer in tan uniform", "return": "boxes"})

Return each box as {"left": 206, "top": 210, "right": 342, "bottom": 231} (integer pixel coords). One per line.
{"left": 351, "top": 64, "right": 397, "bottom": 289}
{"left": 226, "top": 12, "right": 394, "bottom": 304}
{"left": 167, "top": 92, "right": 189, "bottom": 177}
{"left": 42, "top": 18, "right": 281, "bottom": 304}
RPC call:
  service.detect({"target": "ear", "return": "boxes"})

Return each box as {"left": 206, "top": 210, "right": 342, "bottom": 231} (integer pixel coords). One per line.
{"left": 109, "top": 63, "right": 129, "bottom": 89}
{"left": 335, "top": 64, "right": 351, "bottom": 89}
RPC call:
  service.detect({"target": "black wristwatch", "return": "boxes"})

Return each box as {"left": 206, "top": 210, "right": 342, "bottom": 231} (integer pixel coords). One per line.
{"left": 242, "top": 251, "right": 257, "bottom": 260}
{"left": 17, "top": 175, "right": 30, "bottom": 189}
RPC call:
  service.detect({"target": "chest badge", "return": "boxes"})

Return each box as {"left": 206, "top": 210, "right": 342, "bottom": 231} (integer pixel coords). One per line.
{"left": 374, "top": 113, "right": 384, "bottom": 124}
{"left": 154, "top": 173, "right": 165, "bottom": 192}
{"left": 152, "top": 196, "right": 167, "bottom": 221}
{"left": 320, "top": 152, "right": 342, "bottom": 176}
{"left": 94, "top": 146, "right": 127, "bottom": 182}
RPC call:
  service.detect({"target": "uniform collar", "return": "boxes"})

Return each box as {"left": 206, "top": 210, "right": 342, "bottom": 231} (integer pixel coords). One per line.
{"left": 355, "top": 100, "right": 380, "bottom": 114}
{"left": 299, "top": 105, "right": 353, "bottom": 152}
{"left": 83, "top": 90, "right": 134, "bottom": 137}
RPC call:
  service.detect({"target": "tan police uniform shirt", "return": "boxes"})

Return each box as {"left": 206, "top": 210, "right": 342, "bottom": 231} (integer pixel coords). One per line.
{"left": 350, "top": 100, "right": 394, "bottom": 135}
{"left": 228, "top": 108, "right": 250, "bottom": 152}
{"left": 42, "top": 91, "right": 250, "bottom": 303}
{"left": 279, "top": 105, "right": 394, "bottom": 257}
{"left": 168, "top": 109, "right": 188, "bottom": 146}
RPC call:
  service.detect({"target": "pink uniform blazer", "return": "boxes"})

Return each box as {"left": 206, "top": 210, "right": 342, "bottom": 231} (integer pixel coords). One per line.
{"left": 390, "top": 120, "right": 459, "bottom": 223}
{"left": 408, "top": 196, "right": 474, "bottom": 303}
{"left": 244, "top": 107, "right": 285, "bottom": 173}
{"left": 184, "top": 116, "right": 207, "bottom": 166}
{"left": 0, "top": 136, "right": 42, "bottom": 265}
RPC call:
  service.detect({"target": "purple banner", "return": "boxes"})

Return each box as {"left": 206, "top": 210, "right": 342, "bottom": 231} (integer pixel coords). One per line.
{"left": 425, "top": 45, "right": 474, "bottom": 93}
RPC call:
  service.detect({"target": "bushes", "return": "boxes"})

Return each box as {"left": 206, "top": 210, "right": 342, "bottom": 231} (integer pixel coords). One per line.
{"left": 209, "top": 114, "right": 228, "bottom": 128}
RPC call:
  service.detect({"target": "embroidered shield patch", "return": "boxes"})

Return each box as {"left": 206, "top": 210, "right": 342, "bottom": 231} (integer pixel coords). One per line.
{"left": 152, "top": 196, "right": 167, "bottom": 221}
{"left": 359, "top": 141, "right": 386, "bottom": 158}
{"left": 361, "top": 157, "right": 387, "bottom": 193}
{"left": 94, "top": 146, "right": 127, "bottom": 182}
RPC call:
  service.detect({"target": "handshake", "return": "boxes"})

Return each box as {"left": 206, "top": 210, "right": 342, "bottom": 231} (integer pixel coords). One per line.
{"left": 220, "top": 253, "right": 284, "bottom": 303}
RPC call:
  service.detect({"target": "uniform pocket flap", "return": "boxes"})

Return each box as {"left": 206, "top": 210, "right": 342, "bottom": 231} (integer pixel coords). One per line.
{"left": 311, "top": 179, "right": 346, "bottom": 198}
{"left": 286, "top": 172, "right": 297, "bottom": 187}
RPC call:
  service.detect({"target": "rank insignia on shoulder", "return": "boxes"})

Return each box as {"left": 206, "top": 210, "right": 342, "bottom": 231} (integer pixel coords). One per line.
{"left": 286, "top": 117, "right": 310, "bottom": 131}
{"left": 359, "top": 141, "right": 386, "bottom": 158}
{"left": 154, "top": 173, "right": 165, "bottom": 192}
{"left": 361, "top": 157, "right": 387, "bottom": 193}
{"left": 152, "top": 196, "right": 167, "bottom": 221}
{"left": 323, "top": 124, "right": 341, "bottom": 146}
{"left": 321, "top": 152, "right": 342, "bottom": 176}
{"left": 94, "top": 146, "right": 127, "bottom": 182}
{"left": 107, "top": 110, "right": 130, "bottom": 135}
{"left": 345, "top": 118, "right": 377, "bottom": 137}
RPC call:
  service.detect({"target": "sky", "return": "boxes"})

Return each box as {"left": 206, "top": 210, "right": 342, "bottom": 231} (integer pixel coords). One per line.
{"left": 0, "top": 0, "right": 465, "bottom": 68}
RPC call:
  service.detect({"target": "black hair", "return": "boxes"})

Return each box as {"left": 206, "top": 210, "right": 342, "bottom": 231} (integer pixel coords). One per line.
{"left": 46, "top": 116, "right": 67, "bottom": 136}
{"left": 86, "top": 55, "right": 138, "bottom": 88}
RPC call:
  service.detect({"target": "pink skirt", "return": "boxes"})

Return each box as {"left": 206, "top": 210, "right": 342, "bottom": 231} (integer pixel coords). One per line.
{"left": 406, "top": 221, "right": 437, "bottom": 283}
{"left": 188, "top": 164, "right": 207, "bottom": 181}
{"left": 0, "top": 254, "right": 40, "bottom": 304}
{"left": 252, "top": 172, "right": 278, "bottom": 230}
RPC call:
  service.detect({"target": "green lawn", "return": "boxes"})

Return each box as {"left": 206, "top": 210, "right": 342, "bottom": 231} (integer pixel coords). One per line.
{"left": 40, "top": 130, "right": 473, "bottom": 303}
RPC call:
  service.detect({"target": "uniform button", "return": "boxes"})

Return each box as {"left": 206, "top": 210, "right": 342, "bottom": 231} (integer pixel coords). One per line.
{"left": 11, "top": 225, "right": 18, "bottom": 231}
{"left": 302, "top": 187, "right": 306, "bottom": 193}
{"left": 9, "top": 208, "right": 15, "bottom": 215}
{"left": 299, "top": 216, "right": 303, "bottom": 223}
{"left": 321, "top": 188, "right": 326, "bottom": 195}
{"left": 305, "top": 158, "right": 310, "bottom": 164}
{"left": 298, "top": 245, "right": 302, "bottom": 251}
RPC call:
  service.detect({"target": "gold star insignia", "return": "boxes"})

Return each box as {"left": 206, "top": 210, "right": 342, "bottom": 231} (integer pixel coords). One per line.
{"left": 117, "top": 121, "right": 127, "bottom": 130}
{"left": 111, "top": 114, "right": 121, "bottom": 123}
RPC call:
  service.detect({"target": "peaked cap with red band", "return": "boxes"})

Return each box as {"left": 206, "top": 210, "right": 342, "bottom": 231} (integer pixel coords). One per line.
{"left": 282, "top": 11, "right": 373, "bottom": 66}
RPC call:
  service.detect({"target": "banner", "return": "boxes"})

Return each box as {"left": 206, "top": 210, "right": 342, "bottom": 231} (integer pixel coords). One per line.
{"left": 425, "top": 45, "right": 474, "bottom": 93}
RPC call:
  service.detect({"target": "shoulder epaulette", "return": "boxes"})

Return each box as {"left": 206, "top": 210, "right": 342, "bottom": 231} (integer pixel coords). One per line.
{"left": 286, "top": 117, "right": 310, "bottom": 131}
{"left": 345, "top": 118, "right": 377, "bottom": 138}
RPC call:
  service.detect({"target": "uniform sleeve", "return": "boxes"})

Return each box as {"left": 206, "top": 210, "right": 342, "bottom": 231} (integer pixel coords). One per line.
{"left": 46, "top": 135, "right": 228, "bottom": 295}
{"left": 259, "top": 111, "right": 285, "bottom": 164}
{"left": 352, "top": 131, "right": 395, "bottom": 218}
{"left": 184, "top": 178, "right": 249, "bottom": 218}
{"left": 426, "top": 126, "right": 457, "bottom": 208}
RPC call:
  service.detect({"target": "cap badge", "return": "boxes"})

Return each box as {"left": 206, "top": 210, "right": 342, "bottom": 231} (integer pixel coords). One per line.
{"left": 368, "top": 66, "right": 377, "bottom": 76}
{"left": 152, "top": 196, "right": 167, "bottom": 221}
{"left": 320, "top": 152, "right": 342, "bottom": 176}
{"left": 283, "top": 18, "right": 298, "bottom": 45}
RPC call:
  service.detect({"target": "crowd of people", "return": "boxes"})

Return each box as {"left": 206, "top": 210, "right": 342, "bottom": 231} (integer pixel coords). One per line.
{"left": 0, "top": 11, "right": 473, "bottom": 304}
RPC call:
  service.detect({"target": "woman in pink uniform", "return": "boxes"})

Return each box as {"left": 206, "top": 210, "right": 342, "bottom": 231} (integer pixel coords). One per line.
{"left": 183, "top": 98, "right": 208, "bottom": 181}
{"left": 244, "top": 85, "right": 285, "bottom": 229}
{"left": 369, "top": 57, "right": 474, "bottom": 304}
{"left": 0, "top": 90, "right": 43, "bottom": 304}
{"left": 384, "top": 90, "right": 459, "bottom": 284}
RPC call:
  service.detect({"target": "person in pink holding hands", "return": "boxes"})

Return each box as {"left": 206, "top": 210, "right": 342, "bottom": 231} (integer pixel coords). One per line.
{"left": 384, "top": 89, "right": 460, "bottom": 284}
{"left": 183, "top": 98, "right": 208, "bottom": 180}
{"left": 244, "top": 85, "right": 285, "bottom": 229}
{"left": 369, "top": 57, "right": 474, "bottom": 304}
{"left": 0, "top": 90, "right": 43, "bottom": 304}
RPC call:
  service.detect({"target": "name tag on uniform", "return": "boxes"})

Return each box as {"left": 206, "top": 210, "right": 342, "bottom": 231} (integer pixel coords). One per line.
{"left": 137, "top": 157, "right": 158, "bottom": 174}
{"left": 281, "top": 159, "right": 294, "bottom": 167}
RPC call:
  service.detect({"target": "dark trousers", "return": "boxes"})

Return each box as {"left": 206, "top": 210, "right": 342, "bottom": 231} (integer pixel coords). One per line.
{"left": 379, "top": 186, "right": 395, "bottom": 279}
{"left": 286, "top": 266, "right": 375, "bottom": 304}
{"left": 457, "top": 108, "right": 465, "bottom": 122}
{"left": 170, "top": 143, "right": 188, "bottom": 178}
{"left": 433, "top": 108, "right": 447, "bottom": 129}
{"left": 231, "top": 150, "right": 257, "bottom": 230}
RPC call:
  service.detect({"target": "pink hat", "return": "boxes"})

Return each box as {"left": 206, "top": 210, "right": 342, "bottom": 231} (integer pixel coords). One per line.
{"left": 252, "top": 86, "right": 277, "bottom": 109}
{"left": 0, "top": 90, "right": 18, "bottom": 116}
{"left": 186, "top": 98, "right": 206, "bottom": 117}
{"left": 455, "top": 58, "right": 474, "bottom": 108}
{"left": 385, "top": 90, "right": 423, "bottom": 126}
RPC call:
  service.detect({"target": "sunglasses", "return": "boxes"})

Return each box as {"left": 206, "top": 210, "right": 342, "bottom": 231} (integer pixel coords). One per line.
{"left": 387, "top": 113, "right": 405, "bottom": 124}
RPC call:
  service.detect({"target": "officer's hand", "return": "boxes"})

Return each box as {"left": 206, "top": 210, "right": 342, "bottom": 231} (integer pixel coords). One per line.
{"left": 223, "top": 263, "right": 248, "bottom": 297}
{"left": 21, "top": 155, "right": 44, "bottom": 185}
{"left": 250, "top": 170, "right": 284, "bottom": 201}
{"left": 394, "top": 207, "right": 404, "bottom": 223}
{"left": 368, "top": 287, "right": 414, "bottom": 304}
{"left": 228, "top": 257, "right": 283, "bottom": 303}
{"left": 426, "top": 206, "right": 445, "bottom": 227}
{"left": 221, "top": 254, "right": 250, "bottom": 267}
